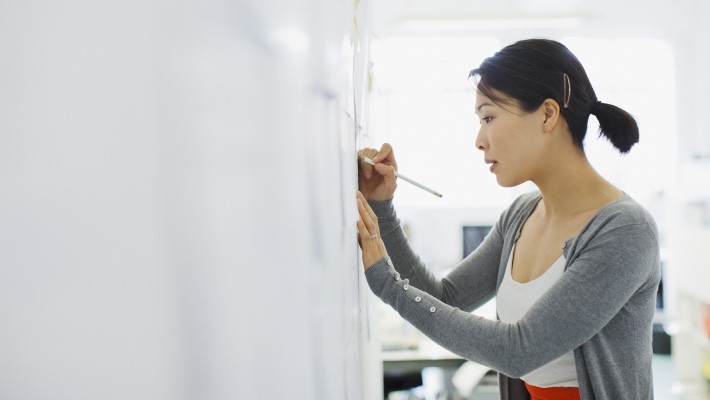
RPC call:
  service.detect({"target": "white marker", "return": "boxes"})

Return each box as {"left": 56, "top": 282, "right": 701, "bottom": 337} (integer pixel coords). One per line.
{"left": 360, "top": 156, "right": 443, "bottom": 198}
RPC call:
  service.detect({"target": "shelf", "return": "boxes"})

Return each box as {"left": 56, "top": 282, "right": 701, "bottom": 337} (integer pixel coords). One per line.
{"left": 697, "top": 334, "right": 710, "bottom": 352}
{"left": 670, "top": 382, "right": 710, "bottom": 400}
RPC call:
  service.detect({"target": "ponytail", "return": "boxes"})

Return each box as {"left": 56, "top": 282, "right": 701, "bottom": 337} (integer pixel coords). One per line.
{"left": 591, "top": 101, "right": 639, "bottom": 154}
{"left": 470, "top": 39, "right": 641, "bottom": 155}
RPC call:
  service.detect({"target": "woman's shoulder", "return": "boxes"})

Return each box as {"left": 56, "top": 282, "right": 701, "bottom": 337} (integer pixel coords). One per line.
{"left": 595, "top": 193, "right": 657, "bottom": 228}
{"left": 573, "top": 194, "right": 660, "bottom": 276}
{"left": 581, "top": 193, "right": 660, "bottom": 249}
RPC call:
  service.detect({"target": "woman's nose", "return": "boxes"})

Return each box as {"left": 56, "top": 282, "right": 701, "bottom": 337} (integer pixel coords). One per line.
{"left": 474, "top": 129, "right": 487, "bottom": 151}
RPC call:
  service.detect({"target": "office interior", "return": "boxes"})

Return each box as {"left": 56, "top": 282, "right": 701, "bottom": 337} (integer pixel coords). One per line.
{"left": 0, "top": 0, "right": 709, "bottom": 399}
{"left": 368, "top": 1, "right": 710, "bottom": 399}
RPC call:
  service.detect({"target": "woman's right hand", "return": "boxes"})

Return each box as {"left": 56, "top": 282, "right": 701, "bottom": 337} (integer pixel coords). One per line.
{"left": 358, "top": 143, "right": 398, "bottom": 201}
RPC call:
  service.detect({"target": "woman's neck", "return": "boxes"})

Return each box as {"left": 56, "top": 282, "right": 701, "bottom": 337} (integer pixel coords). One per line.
{"left": 532, "top": 151, "right": 623, "bottom": 220}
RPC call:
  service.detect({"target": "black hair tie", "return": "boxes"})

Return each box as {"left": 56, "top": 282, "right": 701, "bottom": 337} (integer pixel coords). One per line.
{"left": 591, "top": 100, "right": 602, "bottom": 115}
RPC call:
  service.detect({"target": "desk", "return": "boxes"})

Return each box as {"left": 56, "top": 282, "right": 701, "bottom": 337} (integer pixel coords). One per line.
{"left": 381, "top": 349, "right": 466, "bottom": 373}
{"left": 381, "top": 341, "right": 499, "bottom": 399}
{"left": 381, "top": 342, "right": 467, "bottom": 398}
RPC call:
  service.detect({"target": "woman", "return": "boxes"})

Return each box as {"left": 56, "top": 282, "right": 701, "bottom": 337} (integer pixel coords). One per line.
{"left": 356, "top": 39, "right": 660, "bottom": 400}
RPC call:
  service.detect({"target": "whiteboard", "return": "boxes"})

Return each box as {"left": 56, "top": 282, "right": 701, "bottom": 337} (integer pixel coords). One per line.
{"left": 0, "top": 0, "right": 380, "bottom": 398}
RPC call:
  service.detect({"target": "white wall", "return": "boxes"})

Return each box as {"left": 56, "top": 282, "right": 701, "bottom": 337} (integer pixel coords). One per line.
{"left": 0, "top": 1, "right": 187, "bottom": 398}
{"left": 0, "top": 0, "right": 380, "bottom": 399}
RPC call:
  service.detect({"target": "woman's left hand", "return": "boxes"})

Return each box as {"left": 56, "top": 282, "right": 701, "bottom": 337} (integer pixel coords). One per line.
{"left": 356, "top": 191, "right": 388, "bottom": 270}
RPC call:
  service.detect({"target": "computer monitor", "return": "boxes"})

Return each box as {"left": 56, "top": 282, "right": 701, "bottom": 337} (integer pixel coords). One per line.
{"left": 462, "top": 225, "right": 492, "bottom": 259}
{"left": 656, "top": 261, "right": 665, "bottom": 310}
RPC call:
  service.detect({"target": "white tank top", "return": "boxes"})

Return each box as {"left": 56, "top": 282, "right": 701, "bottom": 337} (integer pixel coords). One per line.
{"left": 496, "top": 243, "right": 579, "bottom": 388}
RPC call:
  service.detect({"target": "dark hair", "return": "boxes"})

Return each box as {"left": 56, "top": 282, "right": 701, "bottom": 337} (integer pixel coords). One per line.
{"left": 469, "top": 39, "right": 639, "bottom": 153}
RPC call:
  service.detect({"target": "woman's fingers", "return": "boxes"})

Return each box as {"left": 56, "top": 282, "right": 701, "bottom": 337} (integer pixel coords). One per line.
{"left": 357, "top": 148, "right": 379, "bottom": 179}
{"left": 366, "top": 162, "right": 397, "bottom": 199}
{"left": 357, "top": 192, "right": 379, "bottom": 234}
{"left": 356, "top": 193, "right": 387, "bottom": 269}
{"left": 370, "top": 143, "right": 398, "bottom": 191}
{"left": 372, "top": 142, "right": 396, "bottom": 166}
{"left": 359, "top": 144, "right": 396, "bottom": 179}
{"left": 357, "top": 149, "right": 372, "bottom": 179}
{"left": 358, "top": 144, "right": 398, "bottom": 201}
{"left": 355, "top": 198, "right": 371, "bottom": 241}
{"left": 374, "top": 163, "right": 397, "bottom": 190}
{"left": 356, "top": 218, "right": 367, "bottom": 246}
{"left": 357, "top": 197, "right": 378, "bottom": 236}
{"left": 356, "top": 201, "right": 374, "bottom": 256}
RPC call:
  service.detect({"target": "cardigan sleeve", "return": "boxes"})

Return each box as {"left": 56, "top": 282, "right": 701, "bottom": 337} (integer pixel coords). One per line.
{"left": 365, "top": 200, "right": 660, "bottom": 378}
{"left": 368, "top": 198, "right": 502, "bottom": 312}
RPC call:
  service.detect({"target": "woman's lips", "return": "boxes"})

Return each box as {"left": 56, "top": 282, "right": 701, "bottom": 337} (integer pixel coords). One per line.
{"left": 485, "top": 159, "right": 497, "bottom": 173}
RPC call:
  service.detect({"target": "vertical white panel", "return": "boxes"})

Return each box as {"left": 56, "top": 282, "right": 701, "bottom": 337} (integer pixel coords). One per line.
{"left": 0, "top": 0, "right": 378, "bottom": 399}
{"left": 0, "top": 1, "right": 187, "bottom": 399}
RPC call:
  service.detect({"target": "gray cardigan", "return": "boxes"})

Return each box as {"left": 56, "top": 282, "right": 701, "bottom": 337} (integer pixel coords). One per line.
{"left": 365, "top": 191, "right": 660, "bottom": 400}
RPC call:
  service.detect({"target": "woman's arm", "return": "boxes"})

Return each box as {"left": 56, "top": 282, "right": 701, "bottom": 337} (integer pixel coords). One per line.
{"left": 365, "top": 211, "right": 660, "bottom": 378}
{"left": 356, "top": 140, "right": 506, "bottom": 312}
{"left": 368, "top": 197, "right": 502, "bottom": 312}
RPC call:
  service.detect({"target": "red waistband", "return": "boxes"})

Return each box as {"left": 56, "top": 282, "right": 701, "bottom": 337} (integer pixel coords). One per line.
{"left": 524, "top": 382, "right": 580, "bottom": 400}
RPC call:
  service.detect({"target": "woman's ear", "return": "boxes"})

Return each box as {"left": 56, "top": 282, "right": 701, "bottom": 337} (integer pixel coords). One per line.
{"left": 541, "top": 98, "right": 561, "bottom": 132}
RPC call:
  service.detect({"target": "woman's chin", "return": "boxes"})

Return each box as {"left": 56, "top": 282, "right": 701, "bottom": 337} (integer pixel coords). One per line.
{"left": 495, "top": 175, "right": 524, "bottom": 188}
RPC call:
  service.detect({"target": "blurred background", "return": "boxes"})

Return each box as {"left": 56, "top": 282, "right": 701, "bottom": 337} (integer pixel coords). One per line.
{"left": 367, "top": 1, "right": 710, "bottom": 399}
{"left": 1, "top": 0, "right": 709, "bottom": 399}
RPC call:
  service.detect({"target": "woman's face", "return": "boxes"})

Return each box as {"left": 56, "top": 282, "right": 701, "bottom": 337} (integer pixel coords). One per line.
{"left": 474, "top": 90, "right": 546, "bottom": 187}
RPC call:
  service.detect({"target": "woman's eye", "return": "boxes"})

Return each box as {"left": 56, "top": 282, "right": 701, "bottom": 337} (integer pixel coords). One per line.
{"left": 481, "top": 116, "right": 492, "bottom": 124}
